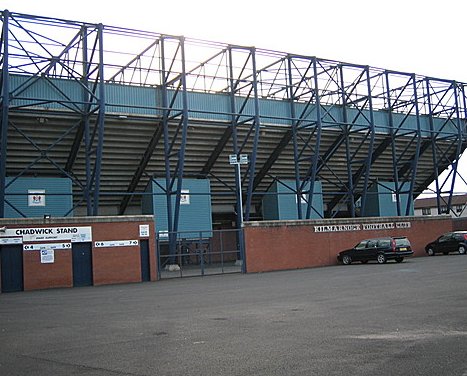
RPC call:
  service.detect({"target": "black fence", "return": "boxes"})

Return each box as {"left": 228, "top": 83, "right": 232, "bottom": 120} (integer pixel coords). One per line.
{"left": 156, "top": 229, "right": 244, "bottom": 279}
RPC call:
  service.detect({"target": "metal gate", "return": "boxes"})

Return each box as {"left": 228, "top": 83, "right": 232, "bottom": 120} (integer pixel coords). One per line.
{"left": 156, "top": 229, "right": 245, "bottom": 279}
{"left": 72, "top": 243, "right": 93, "bottom": 287}
{"left": 0, "top": 244, "right": 24, "bottom": 292}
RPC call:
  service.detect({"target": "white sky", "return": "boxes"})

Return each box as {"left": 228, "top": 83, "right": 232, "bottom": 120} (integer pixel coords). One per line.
{"left": 2, "top": 0, "right": 466, "bottom": 194}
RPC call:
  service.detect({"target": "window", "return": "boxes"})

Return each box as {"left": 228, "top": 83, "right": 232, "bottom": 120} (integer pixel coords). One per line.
{"left": 440, "top": 206, "right": 448, "bottom": 214}
{"left": 377, "top": 239, "right": 391, "bottom": 247}
{"left": 355, "top": 241, "right": 367, "bottom": 250}
{"left": 422, "top": 207, "right": 431, "bottom": 215}
{"left": 367, "top": 240, "right": 377, "bottom": 248}
{"left": 455, "top": 204, "right": 464, "bottom": 213}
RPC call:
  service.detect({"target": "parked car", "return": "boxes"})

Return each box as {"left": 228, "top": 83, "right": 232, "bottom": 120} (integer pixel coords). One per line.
{"left": 337, "top": 236, "right": 413, "bottom": 265}
{"left": 425, "top": 231, "right": 467, "bottom": 256}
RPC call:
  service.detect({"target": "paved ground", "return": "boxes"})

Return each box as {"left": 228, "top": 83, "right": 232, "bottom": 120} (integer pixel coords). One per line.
{"left": 1, "top": 255, "right": 467, "bottom": 376}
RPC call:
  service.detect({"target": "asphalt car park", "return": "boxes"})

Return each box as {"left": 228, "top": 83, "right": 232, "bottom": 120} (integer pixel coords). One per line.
{"left": 1, "top": 256, "right": 467, "bottom": 376}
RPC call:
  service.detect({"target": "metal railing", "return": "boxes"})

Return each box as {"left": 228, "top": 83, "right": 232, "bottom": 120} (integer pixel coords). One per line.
{"left": 156, "top": 228, "right": 245, "bottom": 279}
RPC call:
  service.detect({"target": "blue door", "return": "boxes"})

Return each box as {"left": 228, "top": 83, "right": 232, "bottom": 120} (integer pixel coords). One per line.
{"left": 140, "top": 240, "right": 150, "bottom": 282}
{"left": 72, "top": 243, "right": 93, "bottom": 287}
{"left": 0, "top": 245, "right": 24, "bottom": 292}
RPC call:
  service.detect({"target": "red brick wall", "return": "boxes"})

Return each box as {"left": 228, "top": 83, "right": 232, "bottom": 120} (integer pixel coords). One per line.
{"left": 0, "top": 216, "right": 156, "bottom": 292}
{"left": 453, "top": 218, "right": 467, "bottom": 231}
{"left": 92, "top": 222, "right": 152, "bottom": 286}
{"left": 244, "top": 216, "right": 453, "bottom": 273}
{"left": 24, "top": 250, "right": 72, "bottom": 290}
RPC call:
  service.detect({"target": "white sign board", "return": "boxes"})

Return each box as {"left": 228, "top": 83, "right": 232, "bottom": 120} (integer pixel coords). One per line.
{"left": 94, "top": 240, "right": 139, "bottom": 248}
{"left": 239, "top": 154, "right": 249, "bottom": 164}
{"left": 139, "top": 224, "right": 150, "bottom": 237}
{"left": 23, "top": 242, "right": 71, "bottom": 251}
{"left": 0, "top": 237, "right": 23, "bottom": 245}
{"left": 40, "top": 249, "right": 54, "bottom": 264}
{"left": 5, "top": 226, "right": 93, "bottom": 243}
{"left": 229, "top": 154, "right": 238, "bottom": 164}
{"left": 158, "top": 231, "right": 169, "bottom": 239}
{"left": 28, "top": 189, "right": 46, "bottom": 207}
{"left": 180, "top": 189, "right": 190, "bottom": 205}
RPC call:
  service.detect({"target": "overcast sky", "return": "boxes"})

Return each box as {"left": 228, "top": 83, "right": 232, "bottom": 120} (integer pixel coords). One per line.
{"left": 2, "top": 0, "right": 466, "bottom": 194}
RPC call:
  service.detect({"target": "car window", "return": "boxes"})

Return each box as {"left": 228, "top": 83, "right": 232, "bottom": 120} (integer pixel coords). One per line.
{"left": 377, "top": 239, "right": 391, "bottom": 247}
{"left": 367, "top": 240, "right": 377, "bottom": 248}
{"left": 439, "top": 235, "right": 451, "bottom": 243}
{"left": 355, "top": 241, "right": 367, "bottom": 250}
{"left": 454, "top": 233, "right": 466, "bottom": 241}
{"left": 395, "top": 238, "right": 410, "bottom": 247}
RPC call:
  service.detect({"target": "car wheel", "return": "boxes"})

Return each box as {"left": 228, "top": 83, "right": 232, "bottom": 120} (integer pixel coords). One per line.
{"left": 377, "top": 253, "right": 387, "bottom": 264}
{"left": 459, "top": 246, "right": 466, "bottom": 255}
{"left": 361, "top": 260, "right": 369, "bottom": 264}
{"left": 342, "top": 255, "right": 352, "bottom": 265}
{"left": 395, "top": 257, "right": 404, "bottom": 263}
{"left": 427, "top": 248, "right": 435, "bottom": 256}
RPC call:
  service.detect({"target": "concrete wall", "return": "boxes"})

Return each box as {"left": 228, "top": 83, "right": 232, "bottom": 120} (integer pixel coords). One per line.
{"left": 0, "top": 216, "right": 156, "bottom": 292}
{"left": 243, "top": 216, "right": 453, "bottom": 273}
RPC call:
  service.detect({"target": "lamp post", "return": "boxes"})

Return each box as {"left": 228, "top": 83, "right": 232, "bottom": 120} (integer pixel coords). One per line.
{"left": 229, "top": 154, "right": 249, "bottom": 271}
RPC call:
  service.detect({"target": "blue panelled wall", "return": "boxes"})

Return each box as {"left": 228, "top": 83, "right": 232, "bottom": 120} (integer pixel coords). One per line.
{"left": 4, "top": 177, "right": 73, "bottom": 218}
{"left": 361, "top": 181, "right": 414, "bottom": 217}
{"left": 8, "top": 74, "right": 458, "bottom": 138}
{"left": 142, "top": 179, "right": 213, "bottom": 238}
{"left": 262, "top": 180, "right": 324, "bottom": 220}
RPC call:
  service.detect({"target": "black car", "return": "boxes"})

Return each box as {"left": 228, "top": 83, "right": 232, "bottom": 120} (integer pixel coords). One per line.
{"left": 337, "top": 237, "right": 413, "bottom": 265}
{"left": 425, "top": 231, "right": 467, "bottom": 256}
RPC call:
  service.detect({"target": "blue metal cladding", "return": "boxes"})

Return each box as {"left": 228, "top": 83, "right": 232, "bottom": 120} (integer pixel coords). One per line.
{"left": 105, "top": 83, "right": 160, "bottom": 116}
{"left": 10, "top": 75, "right": 83, "bottom": 111}
{"left": 262, "top": 180, "right": 323, "bottom": 220}
{"left": 7, "top": 74, "right": 458, "bottom": 138}
{"left": 4, "top": 177, "right": 73, "bottom": 218}
{"left": 362, "top": 181, "right": 414, "bottom": 217}
{"left": 143, "top": 178, "right": 213, "bottom": 238}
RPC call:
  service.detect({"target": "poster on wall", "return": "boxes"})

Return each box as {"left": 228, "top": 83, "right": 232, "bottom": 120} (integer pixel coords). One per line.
{"left": 28, "top": 189, "right": 46, "bottom": 206}
{"left": 139, "top": 224, "right": 149, "bottom": 237}
{"left": 180, "top": 190, "right": 190, "bottom": 205}
{"left": 40, "top": 249, "right": 54, "bottom": 263}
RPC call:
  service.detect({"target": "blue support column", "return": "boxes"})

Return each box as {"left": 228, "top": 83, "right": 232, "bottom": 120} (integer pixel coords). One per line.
{"left": 385, "top": 72, "right": 401, "bottom": 216}
{"left": 228, "top": 47, "right": 245, "bottom": 267}
{"left": 425, "top": 78, "right": 442, "bottom": 212}
{"left": 286, "top": 56, "right": 302, "bottom": 219}
{"left": 359, "top": 67, "right": 376, "bottom": 217}
{"left": 244, "top": 47, "right": 261, "bottom": 221}
{"left": 0, "top": 10, "right": 9, "bottom": 217}
{"left": 81, "top": 25, "right": 93, "bottom": 215}
{"left": 92, "top": 23, "right": 106, "bottom": 215}
{"left": 339, "top": 64, "right": 355, "bottom": 217}
{"left": 446, "top": 82, "right": 464, "bottom": 211}
{"left": 158, "top": 36, "right": 190, "bottom": 264}
{"left": 160, "top": 36, "right": 175, "bottom": 262}
{"left": 405, "top": 74, "right": 422, "bottom": 215}
{"left": 305, "top": 57, "right": 323, "bottom": 219}
{"left": 171, "top": 37, "right": 189, "bottom": 237}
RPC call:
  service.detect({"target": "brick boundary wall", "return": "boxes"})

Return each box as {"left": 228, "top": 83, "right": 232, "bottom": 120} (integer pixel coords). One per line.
{"left": 452, "top": 217, "right": 467, "bottom": 231}
{"left": 243, "top": 216, "right": 453, "bottom": 273}
{"left": 0, "top": 216, "right": 156, "bottom": 292}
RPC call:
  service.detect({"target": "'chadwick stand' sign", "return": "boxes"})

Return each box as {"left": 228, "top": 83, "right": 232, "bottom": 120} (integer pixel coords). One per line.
{"left": 314, "top": 222, "right": 411, "bottom": 233}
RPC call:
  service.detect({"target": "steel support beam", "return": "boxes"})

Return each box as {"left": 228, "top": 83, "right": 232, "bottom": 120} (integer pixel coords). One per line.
{"left": 0, "top": 10, "right": 9, "bottom": 217}
{"left": 358, "top": 67, "right": 376, "bottom": 217}
{"left": 88, "top": 23, "right": 106, "bottom": 216}
{"left": 160, "top": 36, "right": 190, "bottom": 263}
{"left": 200, "top": 127, "right": 232, "bottom": 177}
{"left": 118, "top": 122, "right": 163, "bottom": 214}
{"left": 304, "top": 57, "right": 323, "bottom": 219}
